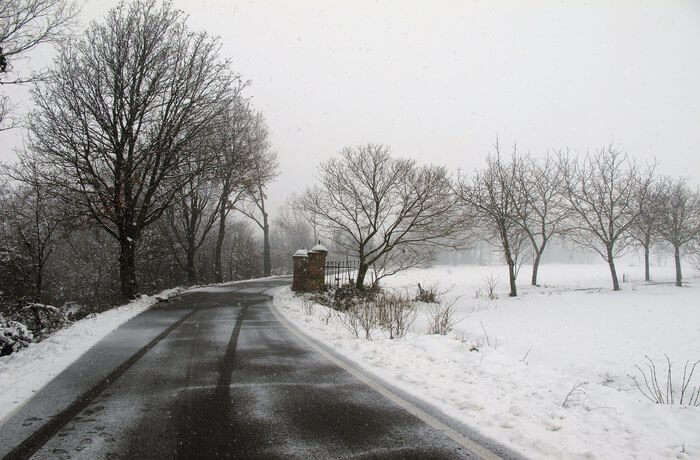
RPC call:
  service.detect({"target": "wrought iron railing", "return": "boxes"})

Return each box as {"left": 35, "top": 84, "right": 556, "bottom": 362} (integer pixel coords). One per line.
{"left": 324, "top": 259, "right": 358, "bottom": 288}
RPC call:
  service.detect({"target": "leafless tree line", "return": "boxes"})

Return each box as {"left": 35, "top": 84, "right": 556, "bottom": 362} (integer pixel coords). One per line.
{"left": 0, "top": 0, "right": 287, "bottom": 311}
{"left": 302, "top": 143, "right": 700, "bottom": 295}
{"left": 2, "top": 0, "right": 699, "bottom": 314}
{"left": 473, "top": 145, "right": 700, "bottom": 293}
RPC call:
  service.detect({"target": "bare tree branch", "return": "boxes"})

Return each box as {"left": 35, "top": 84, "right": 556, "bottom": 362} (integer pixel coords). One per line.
{"left": 558, "top": 146, "right": 651, "bottom": 291}
{"left": 456, "top": 142, "right": 525, "bottom": 296}
{"left": 302, "top": 144, "right": 461, "bottom": 289}
{"left": 25, "top": 0, "right": 235, "bottom": 298}
{"left": 0, "top": 0, "right": 79, "bottom": 129}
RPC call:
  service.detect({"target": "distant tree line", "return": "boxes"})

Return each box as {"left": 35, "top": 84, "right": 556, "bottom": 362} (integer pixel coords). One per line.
{"left": 2, "top": 0, "right": 700, "bottom": 322}
{"left": 302, "top": 143, "right": 700, "bottom": 295}
{"left": 0, "top": 0, "right": 315, "bottom": 317}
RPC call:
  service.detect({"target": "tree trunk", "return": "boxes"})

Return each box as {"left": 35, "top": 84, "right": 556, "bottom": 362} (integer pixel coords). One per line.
{"left": 607, "top": 248, "right": 620, "bottom": 291}
{"left": 186, "top": 243, "right": 197, "bottom": 285}
{"left": 214, "top": 206, "right": 226, "bottom": 283}
{"left": 356, "top": 262, "right": 369, "bottom": 290}
{"left": 674, "top": 244, "right": 683, "bottom": 287}
{"left": 502, "top": 231, "right": 517, "bottom": 296}
{"left": 644, "top": 245, "right": 650, "bottom": 282}
{"left": 507, "top": 261, "right": 517, "bottom": 297}
{"left": 119, "top": 237, "right": 138, "bottom": 299}
{"left": 262, "top": 212, "right": 271, "bottom": 276}
{"left": 34, "top": 262, "right": 43, "bottom": 303}
{"left": 531, "top": 250, "right": 542, "bottom": 286}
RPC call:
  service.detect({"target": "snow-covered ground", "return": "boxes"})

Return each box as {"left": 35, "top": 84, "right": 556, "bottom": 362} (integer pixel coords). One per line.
{"left": 271, "top": 263, "right": 700, "bottom": 459}
{"left": 0, "top": 287, "right": 183, "bottom": 423}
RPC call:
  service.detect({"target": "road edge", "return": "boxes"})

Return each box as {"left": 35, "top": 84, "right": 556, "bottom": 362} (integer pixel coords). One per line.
{"left": 267, "top": 291, "right": 528, "bottom": 460}
{"left": 0, "top": 304, "right": 196, "bottom": 460}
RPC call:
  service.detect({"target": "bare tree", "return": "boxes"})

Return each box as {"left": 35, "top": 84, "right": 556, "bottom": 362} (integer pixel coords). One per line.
{"left": 0, "top": 0, "right": 78, "bottom": 130}
{"left": 630, "top": 176, "right": 665, "bottom": 282}
{"left": 271, "top": 197, "right": 315, "bottom": 273}
{"left": 657, "top": 178, "right": 700, "bottom": 287}
{"left": 234, "top": 113, "right": 279, "bottom": 276}
{"left": 163, "top": 149, "right": 221, "bottom": 285}
{"left": 211, "top": 91, "right": 258, "bottom": 283}
{"left": 25, "top": 0, "right": 235, "bottom": 298}
{"left": 559, "top": 147, "right": 650, "bottom": 291}
{"left": 511, "top": 153, "right": 570, "bottom": 286}
{"left": 302, "top": 144, "right": 459, "bottom": 289}
{"left": 1, "top": 157, "right": 64, "bottom": 302}
{"left": 225, "top": 220, "right": 262, "bottom": 281}
{"left": 457, "top": 145, "right": 525, "bottom": 297}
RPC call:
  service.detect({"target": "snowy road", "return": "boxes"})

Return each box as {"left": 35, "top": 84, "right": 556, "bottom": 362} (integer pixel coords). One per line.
{"left": 0, "top": 280, "right": 500, "bottom": 459}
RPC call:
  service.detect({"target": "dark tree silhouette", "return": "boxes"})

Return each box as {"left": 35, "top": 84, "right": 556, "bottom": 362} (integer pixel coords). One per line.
{"left": 0, "top": 0, "right": 78, "bottom": 130}
{"left": 25, "top": 0, "right": 235, "bottom": 298}
{"left": 559, "top": 147, "right": 651, "bottom": 291}
{"left": 303, "top": 144, "right": 459, "bottom": 289}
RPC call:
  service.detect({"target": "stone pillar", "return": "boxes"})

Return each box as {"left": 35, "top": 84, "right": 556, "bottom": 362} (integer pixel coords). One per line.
{"left": 292, "top": 249, "right": 308, "bottom": 291}
{"left": 305, "top": 243, "right": 328, "bottom": 291}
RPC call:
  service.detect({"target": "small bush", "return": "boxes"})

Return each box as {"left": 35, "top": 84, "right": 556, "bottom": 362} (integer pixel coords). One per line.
{"left": 9, "top": 303, "right": 69, "bottom": 340}
{"left": 336, "top": 305, "right": 366, "bottom": 339}
{"left": 321, "top": 308, "right": 333, "bottom": 325}
{"left": 376, "top": 292, "right": 416, "bottom": 339}
{"left": 334, "top": 290, "right": 417, "bottom": 341}
{"left": 632, "top": 355, "right": 700, "bottom": 407}
{"left": 561, "top": 381, "right": 588, "bottom": 408}
{"left": 0, "top": 317, "right": 33, "bottom": 357}
{"left": 313, "top": 285, "right": 377, "bottom": 312}
{"left": 426, "top": 300, "right": 458, "bottom": 335}
{"left": 485, "top": 275, "right": 498, "bottom": 300}
{"left": 301, "top": 298, "right": 315, "bottom": 316}
{"left": 353, "top": 299, "right": 377, "bottom": 340}
{"left": 415, "top": 283, "right": 439, "bottom": 303}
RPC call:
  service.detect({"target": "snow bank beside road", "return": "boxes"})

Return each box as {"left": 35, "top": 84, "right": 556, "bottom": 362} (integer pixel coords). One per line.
{"left": 270, "top": 264, "right": 700, "bottom": 459}
{"left": 0, "top": 287, "right": 183, "bottom": 422}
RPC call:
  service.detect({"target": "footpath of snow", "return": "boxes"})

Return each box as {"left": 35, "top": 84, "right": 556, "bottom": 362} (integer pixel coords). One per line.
{"left": 271, "top": 263, "right": 700, "bottom": 460}
{"left": 0, "top": 287, "right": 184, "bottom": 423}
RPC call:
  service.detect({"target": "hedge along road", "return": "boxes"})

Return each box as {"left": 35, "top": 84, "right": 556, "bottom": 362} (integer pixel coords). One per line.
{"left": 0, "top": 279, "right": 522, "bottom": 460}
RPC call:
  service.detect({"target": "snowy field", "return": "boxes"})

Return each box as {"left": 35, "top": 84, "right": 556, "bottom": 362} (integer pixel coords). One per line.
{"left": 271, "top": 263, "right": 700, "bottom": 459}
{"left": 0, "top": 287, "right": 183, "bottom": 423}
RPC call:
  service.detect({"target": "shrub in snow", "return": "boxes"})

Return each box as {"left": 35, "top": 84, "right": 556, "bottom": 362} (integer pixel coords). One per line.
{"left": 301, "top": 298, "right": 315, "bottom": 316}
{"left": 350, "top": 299, "right": 377, "bottom": 340}
{"left": 426, "top": 300, "right": 458, "bottom": 335}
{"left": 333, "top": 296, "right": 380, "bottom": 340}
{"left": 484, "top": 275, "right": 498, "bottom": 300}
{"left": 64, "top": 302, "right": 93, "bottom": 322}
{"left": 336, "top": 307, "right": 362, "bottom": 338}
{"left": 632, "top": 355, "right": 700, "bottom": 407}
{"left": 415, "top": 283, "right": 439, "bottom": 303}
{"left": 375, "top": 292, "right": 416, "bottom": 339}
{"left": 0, "top": 316, "right": 33, "bottom": 356}
{"left": 312, "top": 285, "right": 376, "bottom": 312}
{"left": 9, "top": 303, "right": 70, "bottom": 340}
{"left": 329, "top": 289, "right": 418, "bottom": 340}
{"left": 561, "top": 381, "right": 588, "bottom": 408}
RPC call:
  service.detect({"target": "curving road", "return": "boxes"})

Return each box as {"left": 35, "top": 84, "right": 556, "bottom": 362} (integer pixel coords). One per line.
{"left": 0, "top": 279, "right": 517, "bottom": 460}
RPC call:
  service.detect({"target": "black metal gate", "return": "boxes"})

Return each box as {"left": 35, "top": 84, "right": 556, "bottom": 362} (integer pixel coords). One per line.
{"left": 324, "top": 259, "right": 358, "bottom": 288}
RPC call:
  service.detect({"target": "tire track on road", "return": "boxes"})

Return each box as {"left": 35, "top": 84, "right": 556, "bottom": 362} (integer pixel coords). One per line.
{"left": 3, "top": 307, "right": 199, "bottom": 460}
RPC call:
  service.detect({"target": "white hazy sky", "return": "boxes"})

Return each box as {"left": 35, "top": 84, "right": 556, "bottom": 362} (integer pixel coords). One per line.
{"left": 2, "top": 0, "right": 699, "bottom": 212}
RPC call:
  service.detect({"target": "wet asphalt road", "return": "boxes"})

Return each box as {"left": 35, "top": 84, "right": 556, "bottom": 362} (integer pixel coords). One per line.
{"left": 3, "top": 280, "right": 484, "bottom": 459}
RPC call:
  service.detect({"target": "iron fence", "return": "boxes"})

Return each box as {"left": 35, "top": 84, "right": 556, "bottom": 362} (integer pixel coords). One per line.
{"left": 324, "top": 259, "right": 358, "bottom": 288}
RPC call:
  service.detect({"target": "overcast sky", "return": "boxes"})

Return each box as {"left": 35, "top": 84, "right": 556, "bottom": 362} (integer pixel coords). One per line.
{"left": 2, "top": 0, "right": 699, "bottom": 213}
